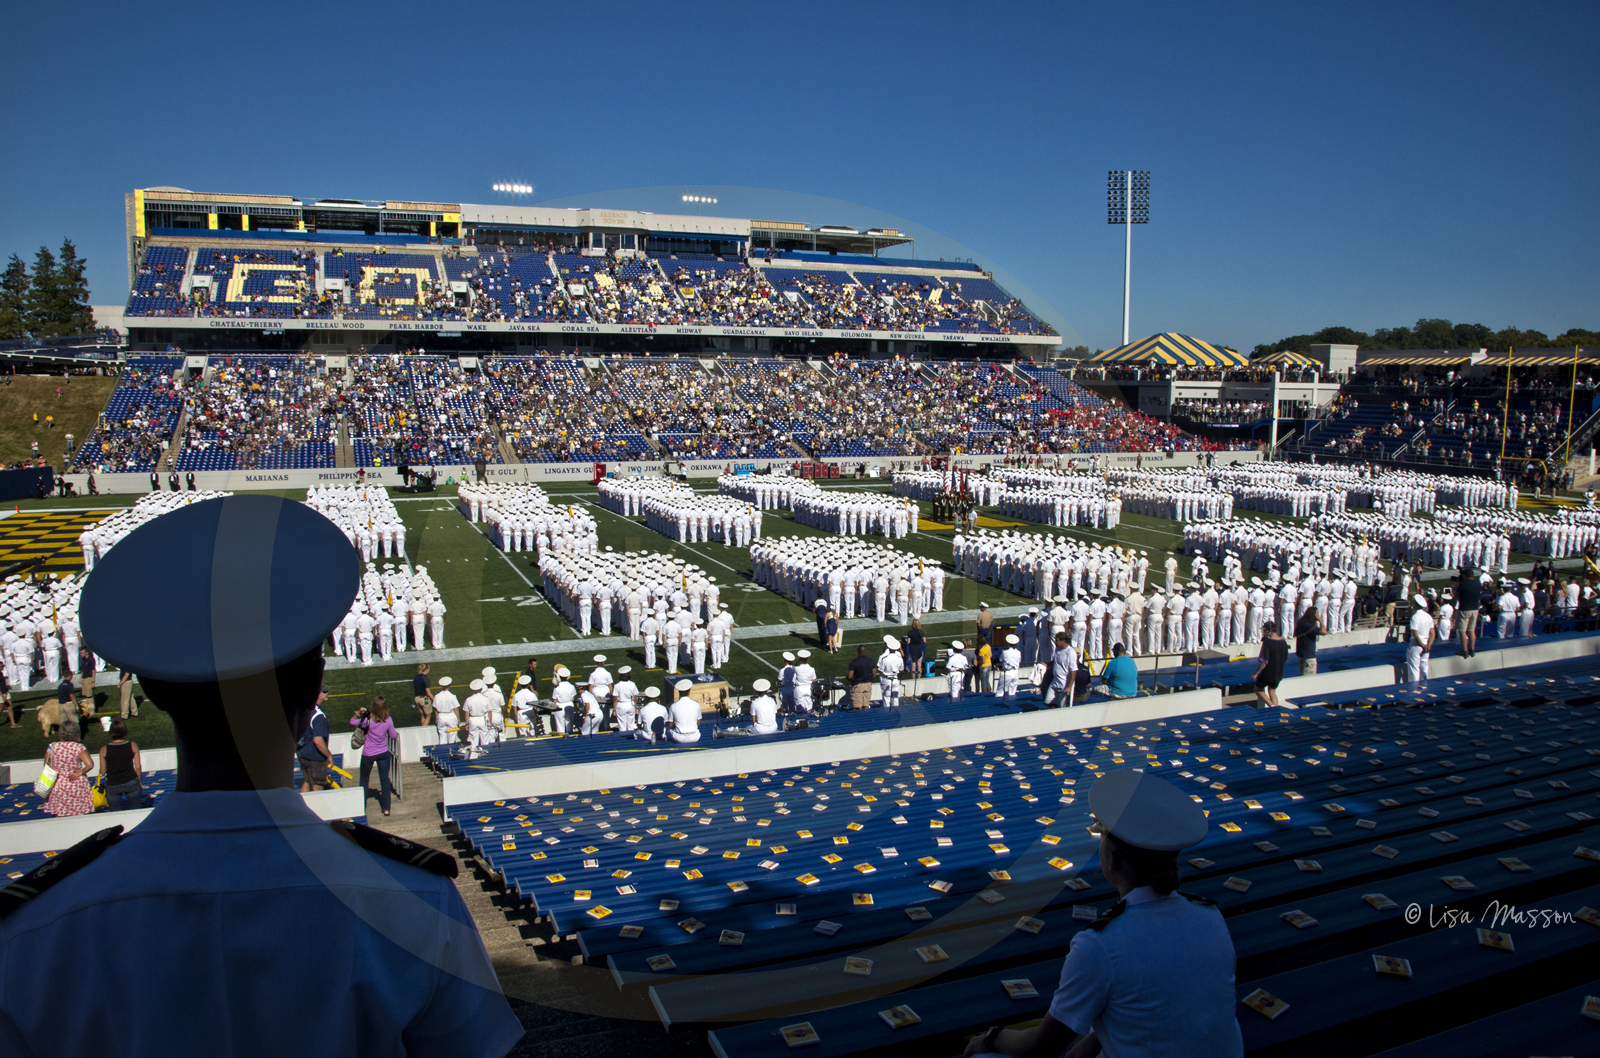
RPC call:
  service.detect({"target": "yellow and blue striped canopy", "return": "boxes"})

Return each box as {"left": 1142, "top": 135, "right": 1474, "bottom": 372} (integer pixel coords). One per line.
{"left": 1359, "top": 354, "right": 1472, "bottom": 366}
{"left": 1252, "top": 349, "right": 1319, "bottom": 368}
{"left": 1479, "top": 353, "right": 1600, "bottom": 367}
{"left": 1086, "top": 332, "right": 1250, "bottom": 368}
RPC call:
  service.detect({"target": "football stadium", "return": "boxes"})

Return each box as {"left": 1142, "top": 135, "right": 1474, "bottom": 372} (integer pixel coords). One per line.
{"left": 2, "top": 180, "right": 1600, "bottom": 1058}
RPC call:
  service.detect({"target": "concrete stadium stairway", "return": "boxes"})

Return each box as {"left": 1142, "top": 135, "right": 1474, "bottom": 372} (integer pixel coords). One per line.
{"left": 382, "top": 762, "right": 706, "bottom": 1058}
{"left": 334, "top": 420, "right": 354, "bottom": 468}
{"left": 158, "top": 360, "right": 209, "bottom": 472}
{"left": 159, "top": 405, "right": 190, "bottom": 473}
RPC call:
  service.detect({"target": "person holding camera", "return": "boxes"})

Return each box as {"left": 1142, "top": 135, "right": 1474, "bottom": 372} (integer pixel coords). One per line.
{"left": 351, "top": 696, "right": 397, "bottom": 816}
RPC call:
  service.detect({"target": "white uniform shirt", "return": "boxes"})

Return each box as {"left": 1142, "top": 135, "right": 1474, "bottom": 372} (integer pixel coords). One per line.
{"left": 462, "top": 692, "right": 492, "bottom": 723}
{"left": 669, "top": 699, "right": 701, "bottom": 741}
{"left": 749, "top": 695, "right": 778, "bottom": 734}
{"left": 432, "top": 689, "right": 460, "bottom": 723}
{"left": 550, "top": 681, "right": 577, "bottom": 723}
{"left": 877, "top": 650, "right": 905, "bottom": 679}
{"left": 1409, "top": 608, "right": 1435, "bottom": 648}
{"left": 638, "top": 702, "right": 669, "bottom": 739}
{"left": 1049, "top": 886, "right": 1243, "bottom": 1057}
{"left": 511, "top": 688, "right": 537, "bottom": 724}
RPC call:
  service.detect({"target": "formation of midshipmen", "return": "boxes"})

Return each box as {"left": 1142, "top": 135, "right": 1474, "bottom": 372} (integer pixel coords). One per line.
{"left": 751, "top": 536, "right": 946, "bottom": 620}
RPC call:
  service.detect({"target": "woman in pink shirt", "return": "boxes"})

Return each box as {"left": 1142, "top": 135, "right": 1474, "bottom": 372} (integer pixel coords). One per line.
{"left": 351, "top": 695, "right": 397, "bottom": 816}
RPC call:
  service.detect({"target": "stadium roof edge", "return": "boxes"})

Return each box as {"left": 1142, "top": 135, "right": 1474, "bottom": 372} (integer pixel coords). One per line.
{"left": 131, "top": 188, "right": 913, "bottom": 247}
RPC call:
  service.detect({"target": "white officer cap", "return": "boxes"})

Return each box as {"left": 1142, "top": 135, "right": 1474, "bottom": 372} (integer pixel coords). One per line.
{"left": 951, "top": 640, "right": 964, "bottom": 650}
{"left": 436, "top": 676, "right": 452, "bottom": 687}
{"left": 482, "top": 666, "right": 496, "bottom": 677}
{"left": 1089, "top": 769, "right": 1208, "bottom": 852}
{"left": 593, "top": 654, "right": 607, "bottom": 663}
{"left": 469, "top": 679, "right": 485, "bottom": 691}
{"left": 517, "top": 675, "right": 531, "bottom": 685}
{"left": 1005, "top": 634, "right": 1019, "bottom": 645}
{"left": 752, "top": 678, "right": 772, "bottom": 692}
{"left": 674, "top": 679, "right": 693, "bottom": 692}
{"left": 645, "top": 686, "right": 661, "bottom": 699}
{"left": 1413, "top": 594, "right": 1429, "bottom": 607}
{"left": 616, "top": 666, "right": 631, "bottom": 675}
{"left": 883, "top": 634, "right": 900, "bottom": 649}
{"left": 1028, "top": 607, "right": 1039, "bottom": 614}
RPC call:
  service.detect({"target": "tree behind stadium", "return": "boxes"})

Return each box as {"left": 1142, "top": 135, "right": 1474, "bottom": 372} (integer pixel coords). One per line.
{"left": 0, "top": 239, "right": 95, "bottom": 340}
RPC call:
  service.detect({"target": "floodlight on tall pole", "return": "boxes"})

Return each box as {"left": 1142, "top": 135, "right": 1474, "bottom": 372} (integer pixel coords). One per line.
{"left": 1107, "top": 170, "right": 1150, "bottom": 346}
{"left": 682, "top": 194, "right": 718, "bottom": 216}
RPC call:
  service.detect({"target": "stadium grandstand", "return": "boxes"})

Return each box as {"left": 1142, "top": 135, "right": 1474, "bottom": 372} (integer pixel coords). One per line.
{"left": 65, "top": 353, "right": 1210, "bottom": 474}
{"left": 116, "top": 189, "right": 1055, "bottom": 361}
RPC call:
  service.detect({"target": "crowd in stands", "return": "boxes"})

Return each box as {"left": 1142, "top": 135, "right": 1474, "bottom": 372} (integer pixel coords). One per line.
{"left": 71, "top": 359, "right": 192, "bottom": 473}
{"left": 176, "top": 357, "right": 337, "bottom": 470}
{"left": 123, "top": 242, "right": 1055, "bottom": 337}
{"left": 1424, "top": 399, "right": 1567, "bottom": 464}
{"left": 468, "top": 234, "right": 575, "bottom": 256}
{"left": 190, "top": 248, "right": 327, "bottom": 320}
{"left": 70, "top": 353, "right": 1256, "bottom": 472}
{"left": 483, "top": 357, "right": 651, "bottom": 463}
{"left": 574, "top": 256, "right": 680, "bottom": 326}
{"left": 597, "top": 358, "right": 758, "bottom": 459}
{"left": 126, "top": 247, "right": 191, "bottom": 317}
{"left": 344, "top": 355, "right": 501, "bottom": 466}
{"left": 1079, "top": 364, "right": 1292, "bottom": 384}
{"left": 445, "top": 250, "right": 576, "bottom": 324}
{"left": 720, "top": 359, "right": 829, "bottom": 456}
{"left": 1509, "top": 372, "right": 1599, "bottom": 401}
{"left": 790, "top": 358, "right": 1201, "bottom": 458}
{"left": 1171, "top": 399, "right": 1270, "bottom": 423}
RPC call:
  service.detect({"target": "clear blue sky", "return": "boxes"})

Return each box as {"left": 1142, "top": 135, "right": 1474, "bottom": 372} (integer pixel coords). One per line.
{"left": 1, "top": 0, "right": 1595, "bottom": 351}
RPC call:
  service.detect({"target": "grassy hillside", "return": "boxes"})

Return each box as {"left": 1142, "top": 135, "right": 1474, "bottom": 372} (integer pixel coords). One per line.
{"left": 0, "top": 373, "right": 120, "bottom": 468}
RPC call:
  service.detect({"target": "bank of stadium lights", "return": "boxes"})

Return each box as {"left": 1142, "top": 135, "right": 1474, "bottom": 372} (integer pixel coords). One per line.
{"left": 1107, "top": 170, "right": 1150, "bottom": 346}
{"left": 492, "top": 183, "right": 533, "bottom": 194}
{"left": 682, "top": 194, "right": 717, "bottom": 215}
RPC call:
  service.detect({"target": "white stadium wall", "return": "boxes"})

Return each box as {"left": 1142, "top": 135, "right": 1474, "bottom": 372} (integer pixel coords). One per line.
{"left": 67, "top": 449, "right": 1260, "bottom": 495}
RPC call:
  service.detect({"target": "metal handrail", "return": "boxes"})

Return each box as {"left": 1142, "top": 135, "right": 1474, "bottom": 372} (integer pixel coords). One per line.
{"left": 388, "top": 735, "right": 403, "bottom": 800}
{"left": 1566, "top": 405, "right": 1600, "bottom": 459}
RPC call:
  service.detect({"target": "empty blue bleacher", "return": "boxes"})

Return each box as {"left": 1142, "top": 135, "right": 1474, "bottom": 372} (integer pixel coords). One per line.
{"left": 442, "top": 659, "right": 1600, "bottom": 1057}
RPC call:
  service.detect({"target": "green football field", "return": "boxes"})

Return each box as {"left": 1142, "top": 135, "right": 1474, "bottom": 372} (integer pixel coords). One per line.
{"left": 0, "top": 480, "right": 1202, "bottom": 761}
{"left": 0, "top": 478, "right": 1581, "bottom": 763}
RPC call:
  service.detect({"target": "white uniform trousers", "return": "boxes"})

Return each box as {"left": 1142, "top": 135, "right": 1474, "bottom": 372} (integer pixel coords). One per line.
{"left": 879, "top": 676, "right": 901, "bottom": 708}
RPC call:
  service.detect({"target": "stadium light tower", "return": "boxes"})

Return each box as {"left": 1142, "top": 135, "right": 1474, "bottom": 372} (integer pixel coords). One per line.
{"left": 1107, "top": 170, "right": 1150, "bottom": 346}
{"left": 682, "top": 194, "right": 718, "bottom": 216}
{"left": 492, "top": 183, "right": 533, "bottom": 196}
